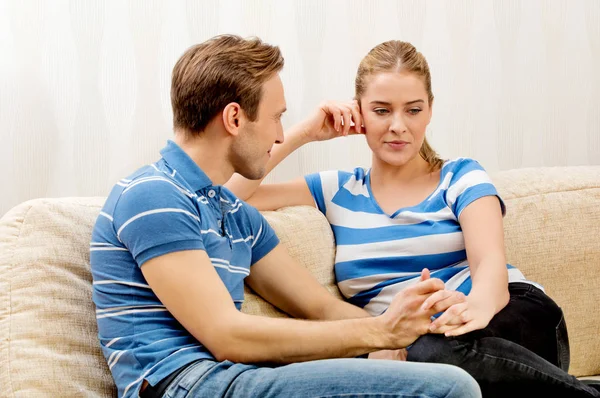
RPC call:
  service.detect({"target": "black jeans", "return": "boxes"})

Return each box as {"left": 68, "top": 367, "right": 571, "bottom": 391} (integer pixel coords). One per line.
{"left": 407, "top": 282, "right": 599, "bottom": 397}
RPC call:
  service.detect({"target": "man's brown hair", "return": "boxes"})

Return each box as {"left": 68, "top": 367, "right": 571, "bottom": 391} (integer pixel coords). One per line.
{"left": 171, "top": 35, "right": 284, "bottom": 135}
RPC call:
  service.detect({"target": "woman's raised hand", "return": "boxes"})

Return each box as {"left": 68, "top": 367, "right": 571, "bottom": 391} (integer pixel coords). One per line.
{"left": 298, "top": 100, "right": 364, "bottom": 143}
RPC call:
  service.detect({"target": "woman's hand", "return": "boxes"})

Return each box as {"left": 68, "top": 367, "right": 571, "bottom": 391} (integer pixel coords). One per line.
{"left": 427, "top": 296, "right": 496, "bottom": 337}
{"left": 298, "top": 100, "right": 364, "bottom": 143}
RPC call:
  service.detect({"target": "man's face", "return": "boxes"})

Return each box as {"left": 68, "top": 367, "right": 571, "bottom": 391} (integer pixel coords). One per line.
{"left": 230, "top": 74, "right": 286, "bottom": 180}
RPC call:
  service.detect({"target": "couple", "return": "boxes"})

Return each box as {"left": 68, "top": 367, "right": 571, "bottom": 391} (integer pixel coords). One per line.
{"left": 90, "top": 35, "right": 599, "bottom": 398}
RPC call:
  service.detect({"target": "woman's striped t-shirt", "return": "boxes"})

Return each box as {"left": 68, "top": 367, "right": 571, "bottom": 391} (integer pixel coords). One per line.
{"left": 305, "top": 157, "right": 536, "bottom": 316}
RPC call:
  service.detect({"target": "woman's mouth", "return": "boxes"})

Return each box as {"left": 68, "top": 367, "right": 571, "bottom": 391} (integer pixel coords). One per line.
{"left": 385, "top": 141, "right": 409, "bottom": 150}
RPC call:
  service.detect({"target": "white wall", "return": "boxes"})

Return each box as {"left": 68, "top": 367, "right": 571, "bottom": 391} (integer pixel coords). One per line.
{"left": 1, "top": 0, "right": 599, "bottom": 216}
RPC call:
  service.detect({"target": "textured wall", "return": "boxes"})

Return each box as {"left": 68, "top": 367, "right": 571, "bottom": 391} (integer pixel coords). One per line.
{"left": 1, "top": 0, "right": 599, "bottom": 216}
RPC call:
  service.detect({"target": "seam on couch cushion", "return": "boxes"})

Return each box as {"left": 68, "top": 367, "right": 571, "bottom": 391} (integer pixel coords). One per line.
{"left": 502, "top": 186, "right": 600, "bottom": 202}
{"left": 494, "top": 168, "right": 600, "bottom": 200}
{"left": 0, "top": 201, "right": 36, "bottom": 398}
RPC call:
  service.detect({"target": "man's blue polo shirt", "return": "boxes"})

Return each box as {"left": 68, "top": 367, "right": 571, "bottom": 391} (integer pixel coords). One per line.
{"left": 90, "top": 140, "right": 279, "bottom": 397}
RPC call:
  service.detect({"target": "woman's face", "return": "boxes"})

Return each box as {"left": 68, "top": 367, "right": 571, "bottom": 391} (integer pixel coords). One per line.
{"left": 360, "top": 71, "right": 432, "bottom": 167}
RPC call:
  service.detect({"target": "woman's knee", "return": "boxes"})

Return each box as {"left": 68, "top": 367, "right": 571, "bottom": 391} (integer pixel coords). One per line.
{"left": 407, "top": 334, "right": 470, "bottom": 365}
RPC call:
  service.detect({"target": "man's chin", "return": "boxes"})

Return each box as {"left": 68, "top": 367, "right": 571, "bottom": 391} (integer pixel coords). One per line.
{"left": 237, "top": 168, "right": 265, "bottom": 181}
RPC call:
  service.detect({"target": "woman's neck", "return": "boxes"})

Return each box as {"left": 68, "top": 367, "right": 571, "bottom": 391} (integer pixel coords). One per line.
{"left": 370, "top": 154, "right": 432, "bottom": 188}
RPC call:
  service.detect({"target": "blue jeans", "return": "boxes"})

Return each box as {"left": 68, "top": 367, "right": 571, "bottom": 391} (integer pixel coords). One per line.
{"left": 407, "top": 282, "right": 600, "bottom": 397}
{"left": 160, "top": 358, "right": 481, "bottom": 397}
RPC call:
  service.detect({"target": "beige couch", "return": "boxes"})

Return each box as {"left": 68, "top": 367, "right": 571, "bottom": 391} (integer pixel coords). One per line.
{"left": 0, "top": 166, "right": 599, "bottom": 396}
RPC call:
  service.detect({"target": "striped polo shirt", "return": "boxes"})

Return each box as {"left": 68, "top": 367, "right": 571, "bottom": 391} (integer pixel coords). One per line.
{"left": 305, "top": 157, "right": 536, "bottom": 316}
{"left": 90, "top": 140, "right": 279, "bottom": 397}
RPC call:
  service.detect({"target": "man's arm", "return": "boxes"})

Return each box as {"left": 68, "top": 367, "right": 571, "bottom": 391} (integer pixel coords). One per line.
{"left": 141, "top": 248, "right": 447, "bottom": 364}
{"left": 245, "top": 244, "right": 369, "bottom": 321}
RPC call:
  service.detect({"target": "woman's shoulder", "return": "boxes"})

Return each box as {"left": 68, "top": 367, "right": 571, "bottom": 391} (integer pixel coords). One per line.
{"left": 442, "top": 157, "right": 485, "bottom": 173}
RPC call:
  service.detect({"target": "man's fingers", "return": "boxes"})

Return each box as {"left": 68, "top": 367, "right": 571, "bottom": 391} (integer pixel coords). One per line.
{"left": 421, "top": 290, "right": 451, "bottom": 310}
{"left": 429, "top": 323, "right": 463, "bottom": 334}
{"left": 429, "top": 303, "right": 468, "bottom": 332}
{"left": 424, "top": 291, "right": 466, "bottom": 313}
{"left": 407, "top": 278, "right": 445, "bottom": 296}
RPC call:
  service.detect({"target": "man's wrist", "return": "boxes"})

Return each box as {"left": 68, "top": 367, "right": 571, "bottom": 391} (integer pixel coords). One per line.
{"left": 367, "top": 315, "right": 395, "bottom": 350}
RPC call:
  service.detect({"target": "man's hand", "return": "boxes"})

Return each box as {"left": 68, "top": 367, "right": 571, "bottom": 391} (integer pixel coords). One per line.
{"left": 378, "top": 276, "right": 445, "bottom": 348}
{"left": 298, "top": 100, "right": 364, "bottom": 143}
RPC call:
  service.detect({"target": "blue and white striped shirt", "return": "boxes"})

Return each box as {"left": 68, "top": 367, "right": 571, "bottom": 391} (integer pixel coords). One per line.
{"left": 90, "top": 140, "right": 279, "bottom": 397}
{"left": 305, "top": 157, "right": 534, "bottom": 316}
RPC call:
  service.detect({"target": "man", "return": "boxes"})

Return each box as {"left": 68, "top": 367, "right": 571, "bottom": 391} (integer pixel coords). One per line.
{"left": 90, "top": 34, "right": 480, "bottom": 398}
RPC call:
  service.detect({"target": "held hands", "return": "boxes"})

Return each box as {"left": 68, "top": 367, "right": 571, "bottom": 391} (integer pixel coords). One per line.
{"left": 379, "top": 269, "right": 466, "bottom": 349}
{"left": 298, "top": 100, "right": 364, "bottom": 143}
{"left": 425, "top": 295, "right": 496, "bottom": 337}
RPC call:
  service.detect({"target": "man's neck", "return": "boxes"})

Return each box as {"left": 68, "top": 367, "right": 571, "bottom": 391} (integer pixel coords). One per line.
{"left": 174, "top": 131, "right": 234, "bottom": 186}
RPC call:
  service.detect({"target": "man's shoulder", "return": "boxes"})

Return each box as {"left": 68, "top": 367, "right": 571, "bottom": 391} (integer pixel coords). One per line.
{"left": 103, "top": 164, "right": 204, "bottom": 233}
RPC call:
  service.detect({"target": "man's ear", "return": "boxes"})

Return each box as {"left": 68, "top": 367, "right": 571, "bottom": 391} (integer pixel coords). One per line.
{"left": 222, "top": 102, "right": 243, "bottom": 137}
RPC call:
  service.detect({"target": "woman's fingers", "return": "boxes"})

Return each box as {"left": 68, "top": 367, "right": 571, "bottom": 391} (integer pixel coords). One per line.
{"left": 429, "top": 302, "right": 469, "bottom": 332}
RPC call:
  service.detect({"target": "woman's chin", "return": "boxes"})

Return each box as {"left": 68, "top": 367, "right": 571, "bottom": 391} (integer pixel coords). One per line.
{"left": 373, "top": 152, "right": 414, "bottom": 168}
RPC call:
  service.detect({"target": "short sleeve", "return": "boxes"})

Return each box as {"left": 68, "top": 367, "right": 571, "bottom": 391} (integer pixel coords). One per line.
{"left": 112, "top": 180, "right": 205, "bottom": 266}
{"left": 446, "top": 159, "right": 506, "bottom": 219}
{"left": 304, "top": 172, "right": 326, "bottom": 214}
{"left": 244, "top": 205, "right": 280, "bottom": 265}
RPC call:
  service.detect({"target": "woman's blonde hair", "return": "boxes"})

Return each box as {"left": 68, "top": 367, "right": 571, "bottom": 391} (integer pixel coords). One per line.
{"left": 355, "top": 41, "right": 443, "bottom": 171}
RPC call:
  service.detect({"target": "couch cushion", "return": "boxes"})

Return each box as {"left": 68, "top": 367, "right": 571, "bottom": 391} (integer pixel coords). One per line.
{"left": 493, "top": 166, "right": 600, "bottom": 377}
{"left": 0, "top": 198, "right": 115, "bottom": 397}
{"left": 242, "top": 205, "right": 340, "bottom": 317}
{"left": 0, "top": 198, "right": 338, "bottom": 396}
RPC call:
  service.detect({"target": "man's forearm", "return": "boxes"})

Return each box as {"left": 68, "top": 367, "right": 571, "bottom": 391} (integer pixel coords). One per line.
{"left": 319, "top": 296, "right": 371, "bottom": 320}
{"left": 215, "top": 311, "right": 391, "bottom": 364}
{"left": 225, "top": 124, "right": 309, "bottom": 201}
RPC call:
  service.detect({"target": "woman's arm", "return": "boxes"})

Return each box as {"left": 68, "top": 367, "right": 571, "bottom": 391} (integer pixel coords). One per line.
{"left": 429, "top": 196, "right": 510, "bottom": 336}
{"left": 225, "top": 101, "right": 363, "bottom": 210}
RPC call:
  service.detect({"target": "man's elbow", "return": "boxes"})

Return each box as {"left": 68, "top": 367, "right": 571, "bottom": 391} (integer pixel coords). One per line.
{"left": 200, "top": 316, "right": 249, "bottom": 363}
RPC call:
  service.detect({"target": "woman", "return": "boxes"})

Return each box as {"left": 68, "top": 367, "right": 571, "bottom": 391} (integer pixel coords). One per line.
{"left": 226, "top": 40, "right": 599, "bottom": 397}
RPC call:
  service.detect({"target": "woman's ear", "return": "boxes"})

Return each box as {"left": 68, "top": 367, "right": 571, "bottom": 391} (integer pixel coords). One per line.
{"left": 222, "top": 102, "right": 242, "bottom": 136}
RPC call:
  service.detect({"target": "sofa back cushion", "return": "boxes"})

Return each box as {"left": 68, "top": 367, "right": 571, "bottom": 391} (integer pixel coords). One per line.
{"left": 494, "top": 166, "right": 600, "bottom": 377}
{"left": 0, "top": 166, "right": 598, "bottom": 397}
{"left": 0, "top": 198, "right": 115, "bottom": 396}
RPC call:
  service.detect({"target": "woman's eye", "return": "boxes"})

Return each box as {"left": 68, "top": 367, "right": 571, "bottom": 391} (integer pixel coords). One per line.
{"left": 374, "top": 108, "right": 389, "bottom": 115}
{"left": 408, "top": 108, "right": 422, "bottom": 115}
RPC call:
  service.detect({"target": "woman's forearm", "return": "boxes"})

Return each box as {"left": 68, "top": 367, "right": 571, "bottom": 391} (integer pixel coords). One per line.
{"left": 225, "top": 124, "right": 309, "bottom": 201}
{"left": 468, "top": 258, "right": 510, "bottom": 314}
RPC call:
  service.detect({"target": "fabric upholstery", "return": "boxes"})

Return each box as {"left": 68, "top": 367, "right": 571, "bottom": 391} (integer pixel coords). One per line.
{"left": 0, "top": 166, "right": 598, "bottom": 396}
